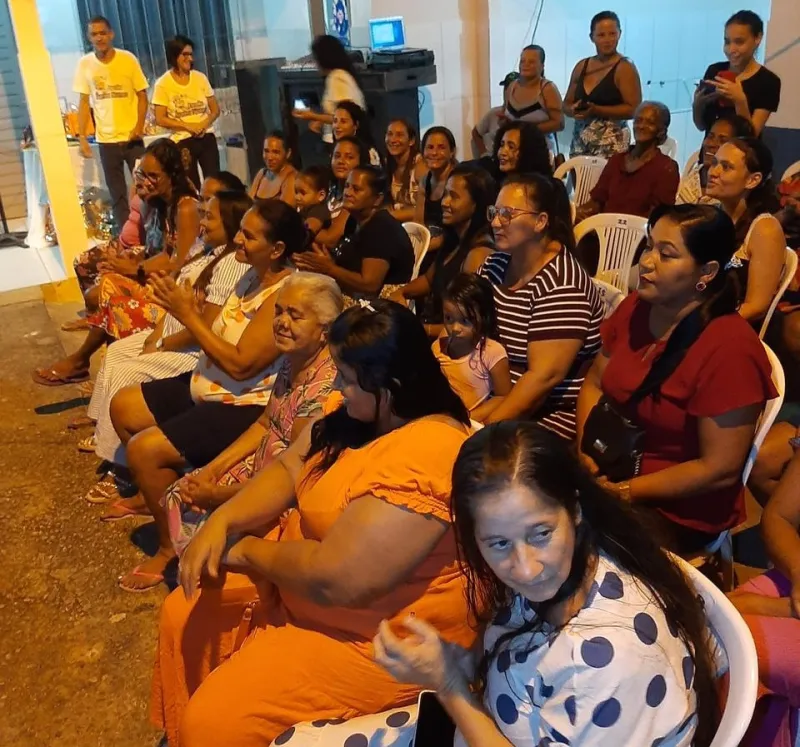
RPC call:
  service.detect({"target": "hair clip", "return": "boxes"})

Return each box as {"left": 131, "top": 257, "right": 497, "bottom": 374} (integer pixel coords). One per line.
{"left": 357, "top": 299, "right": 376, "bottom": 312}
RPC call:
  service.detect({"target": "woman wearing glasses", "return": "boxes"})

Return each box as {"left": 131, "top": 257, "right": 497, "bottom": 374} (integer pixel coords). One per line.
{"left": 474, "top": 173, "right": 604, "bottom": 438}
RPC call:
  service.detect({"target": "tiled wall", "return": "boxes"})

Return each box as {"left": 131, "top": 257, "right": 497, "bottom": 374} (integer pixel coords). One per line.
{"left": 488, "top": 0, "right": 773, "bottom": 167}
{"left": 227, "top": 0, "right": 312, "bottom": 62}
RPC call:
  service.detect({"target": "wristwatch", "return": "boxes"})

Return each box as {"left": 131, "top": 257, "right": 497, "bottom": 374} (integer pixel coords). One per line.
{"left": 155, "top": 338, "right": 164, "bottom": 351}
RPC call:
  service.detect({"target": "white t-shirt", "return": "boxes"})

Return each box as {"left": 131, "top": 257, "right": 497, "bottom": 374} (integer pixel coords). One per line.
{"left": 72, "top": 49, "right": 148, "bottom": 143}
{"left": 152, "top": 70, "right": 215, "bottom": 143}
{"left": 322, "top": 68, "right": 365, "bottom": 144}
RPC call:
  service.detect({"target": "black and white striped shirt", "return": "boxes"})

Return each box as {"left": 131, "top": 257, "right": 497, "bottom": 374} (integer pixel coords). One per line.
{"left": 480, "top": 249, "right": 603, "bottom": 439}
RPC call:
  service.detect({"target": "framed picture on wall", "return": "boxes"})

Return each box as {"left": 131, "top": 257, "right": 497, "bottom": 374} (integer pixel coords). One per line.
{"left": 326, "top": 0, "right": 351, "bottom": 47}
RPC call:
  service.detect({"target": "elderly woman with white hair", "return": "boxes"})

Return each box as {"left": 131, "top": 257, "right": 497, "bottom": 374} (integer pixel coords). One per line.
{"left": 119, "top": 271, "right": 344, "bottom": 591}
{"left": 575, "top": 100, "right": 680, "bottom": 222}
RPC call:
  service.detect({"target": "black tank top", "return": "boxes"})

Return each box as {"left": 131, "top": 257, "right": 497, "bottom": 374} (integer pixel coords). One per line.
{"left": 424, "top": 172, "right": 444, "bottom": 228}
{"left": 575, "top": 58, "right": 625, "bottom": 107}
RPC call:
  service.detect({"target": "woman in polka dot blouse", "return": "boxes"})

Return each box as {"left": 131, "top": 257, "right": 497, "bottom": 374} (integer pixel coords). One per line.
{"left": 360, "top": 423, "right": 720, "bottom": 747}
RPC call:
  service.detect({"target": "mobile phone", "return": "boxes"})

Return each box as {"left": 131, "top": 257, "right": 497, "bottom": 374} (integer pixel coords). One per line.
{"left": 412, "top": 691, "right": 455, "bottom": 747}
{"left": 293, "top": 98, "right": 309, "bottom": 111}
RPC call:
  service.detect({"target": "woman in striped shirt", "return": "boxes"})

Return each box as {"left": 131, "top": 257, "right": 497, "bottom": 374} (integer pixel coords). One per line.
{"left": 476, "top": 173, "right": 603, "bottom": 439}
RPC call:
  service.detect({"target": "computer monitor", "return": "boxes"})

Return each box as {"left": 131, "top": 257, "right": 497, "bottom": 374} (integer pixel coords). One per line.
{"left": 369, "top": 16, "right": 406, "bottom": 51}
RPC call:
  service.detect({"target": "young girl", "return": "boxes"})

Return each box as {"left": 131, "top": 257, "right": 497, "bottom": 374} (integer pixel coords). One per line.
{"left": 433, "top": 273, "right": 511, "bottom": 411}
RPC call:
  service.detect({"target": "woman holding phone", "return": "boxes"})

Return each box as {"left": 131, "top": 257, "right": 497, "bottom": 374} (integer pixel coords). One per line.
{"left": 693, "top": 10, "right": 781, "bottom": 136}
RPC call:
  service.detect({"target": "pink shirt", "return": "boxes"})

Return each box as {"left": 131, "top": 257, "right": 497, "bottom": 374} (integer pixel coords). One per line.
{"left": 433, "top": 335, "right": 507, "bottom": 411}
{"left": 119, "top": 194, "right": 145, "bottom": 249}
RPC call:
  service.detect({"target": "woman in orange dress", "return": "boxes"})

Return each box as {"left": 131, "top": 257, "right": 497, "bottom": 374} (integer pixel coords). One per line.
{"left": 151, "top": 300, "right": 476, "bottom": 746}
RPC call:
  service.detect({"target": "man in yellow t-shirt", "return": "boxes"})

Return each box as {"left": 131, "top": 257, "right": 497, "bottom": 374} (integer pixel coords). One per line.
{"left": 72, "top": 15, "right": 149, "bottom": 232}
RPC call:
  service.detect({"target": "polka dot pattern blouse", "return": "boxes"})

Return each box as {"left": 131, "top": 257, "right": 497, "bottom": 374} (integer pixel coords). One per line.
{"left": 479, "top": 553, "right": 699, "bottom": 746}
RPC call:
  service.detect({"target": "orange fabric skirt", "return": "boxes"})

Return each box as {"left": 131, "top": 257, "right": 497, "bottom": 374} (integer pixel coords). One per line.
{"left": 151, "top": 574, "right": 425, "bottom": 747}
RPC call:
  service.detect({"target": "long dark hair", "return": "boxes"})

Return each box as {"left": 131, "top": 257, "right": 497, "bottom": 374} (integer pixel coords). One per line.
{"left": 451, "top": 422, "right": 719, "bottom": 747}
{"left": 143, "top": 138, "right": 197, "bottom": 246}
{"left": 501, "top": 172, "right": 575, "bottom": 252}
{"left": 442, "top": 273, "right": 497, "bottom": 351}
{"left": 306, "top": 301, "right": 470, "bottom": 473}
{"left": 440, "top": 163, "right": 497, "bottom": 262}
{"left": 250, "top": 198, "right": 306, "bottom": 264}
{"left": 311, "top": 34, "right": 360, "bottom": 83}
{"left": 330, "top": 136, "right": 371, "bottom": 202}
{"left": 334, "top": 100, "right": 378, "bottom": 154}
{"left": 726, "top": 136, "right": 781, "bottom": 244}
{"left": 492, "top": 120, "right": 553, "bottom": 178}
{"left": 384, "top": 118, "right": 419, "bottom": 207}
{"left": 194, "top": 190, "right": 253, "bottom": 296}
{"left": 638, "top": 204, "right": 741, "bottom": 397}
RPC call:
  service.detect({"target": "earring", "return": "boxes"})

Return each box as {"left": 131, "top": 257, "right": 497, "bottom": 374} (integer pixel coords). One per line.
{"left": 695, "top": 280, "right": 707, "bottom": 292}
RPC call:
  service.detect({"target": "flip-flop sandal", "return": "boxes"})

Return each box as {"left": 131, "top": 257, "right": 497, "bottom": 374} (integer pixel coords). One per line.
{"left": 31, "top": 367, "right": 90, "bottom": 387}
{"left": 77, "top": 435, "right": 97, "bottom": 454}
{"left": 61, "top": 318, "right": 90, "bottom": 332}
{"left": 67, "top": 415, "right": 95, "bottom": 430}
{"left": 118, "top": 565, "right": 164, "bottom": 593}
{"left": 84, "top": 473, "right": 122, "bottom": 504}
{"left": 100, "top": 499, "right": 151, "bottom": 521}
{"left": 77, "top": 381, "right": 94, "bottom": 397}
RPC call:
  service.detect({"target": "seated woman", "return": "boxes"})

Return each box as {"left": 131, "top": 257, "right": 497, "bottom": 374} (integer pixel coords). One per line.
{"left": 33, "top": 138, "right": 200, "bottom": 386}
{"left": 705, "top": 137, "right": 785, "bottom": 325}
{"left": 676, "top": 112, "right": 754, "bottom": 206}
{"left": 730, "top": 450, "right": 800, "bottom": 747}
{"left": 248, "top": 131, "right": 297, "bottom": 207}
{"left": 102, "top": 201, "right": 305, "bottom": 584}
{"left": 294, "top": 166, "right": 414, "bottom": 300}
{"left": 316, "top": 135, "right": 371, "bottom": 250}
{"left": 291, "top": 423, "right": 721, "bottom": 747}
{"left": 576, "top": 204, "right": 776, "bottom": 555}
{"left": 162, "top": 272, "right": 342, "bottom": 557}
{"left": 472, "top": 119, "right": 553, "bottom": 185}
{"left": 390, "top": 163, "right": 497, "bottom": 337}
{"left": 332, "top": 99, "right": 382, "bottom": 167}
{"left": 575, "top": 101, "right": 680, "bottom": 222}
{"left": 415, "top": 126, "right": 458, "bottom": 246}
{"left": 151, "top": 301, "right": 475, "bottom": 746}
{"left": 384, "top": 118, "right": 421, "bottom": 222}
{"left": 81, "top": 188, "right": 253, "bottom": 501}
{"left": 475, "top": 173, "right": 604, "bottom": 438}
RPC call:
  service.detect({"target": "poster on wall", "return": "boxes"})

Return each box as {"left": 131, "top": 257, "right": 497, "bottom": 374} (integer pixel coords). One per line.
{"left": 326, "top": 0, "right": 351, "bottom": 47}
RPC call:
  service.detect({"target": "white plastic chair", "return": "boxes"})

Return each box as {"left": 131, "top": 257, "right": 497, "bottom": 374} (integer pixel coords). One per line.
{"left": 683, "top": 149, "right": 701, "bottom": 179}
{"left": 659, "top": 136, "right": 679, "bottom": 161}
{"left": 553, "top": 156, "right": 607, "bottom": 210}
{"left": 781, "top": 160, "right": 800, "bottom": 182}
{"left": 759, "top": 246, "right": 798, "bottom": 340}
{"left": 574, "top": 213, "right": 649, "bottom": 295}
{"left": 689, "top": 343, "right": 785, "bottom": 589}
{"left": 592, "top": 278, "right": 624, "bottom": 319}
{"left": 671, "top": 554, "right": 759, "bottom": 747}
{"left": 402, "top": 222, "right": 431, "bottom": 282}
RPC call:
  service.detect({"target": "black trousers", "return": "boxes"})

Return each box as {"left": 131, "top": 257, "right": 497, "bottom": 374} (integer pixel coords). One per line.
{"left": 97, "top": 139, "right": 146, "bottom": 233}
{"left": 179, "top": 133, "right": 220, "bottom": 191}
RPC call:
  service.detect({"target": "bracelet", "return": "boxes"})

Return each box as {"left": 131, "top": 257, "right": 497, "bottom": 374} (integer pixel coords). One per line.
{"left": 617, "top": 481, "right": 632, "bottom": 502}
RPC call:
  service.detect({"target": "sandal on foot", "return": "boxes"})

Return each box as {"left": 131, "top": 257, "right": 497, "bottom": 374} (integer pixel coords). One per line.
{"left": 118, "top": 565, "right": 164, "bottom": 593}
{"left": 67, "top": 415, "right": 95, "bottom": 430}
{"left": 61, "top": 318, "right": 90, "bottom": 332}
{"left": 77, "top": 381, "right": 94, "bottom": 397}
{"left": 77, "top": 435, "right": 97, "bottom": 454}
{"left": 84, "top": 476, "right": 120, "bottom": 505}
{"left": 100, "top": 499, "right": 151, "bottom": 521}
{"left": 32, "top": 367, "right": 90, "bottom": 387}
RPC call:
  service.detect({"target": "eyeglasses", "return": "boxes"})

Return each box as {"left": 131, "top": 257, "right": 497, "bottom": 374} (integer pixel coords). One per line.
{"left": 487, "top": 206, "right": 540, "bottom": 226}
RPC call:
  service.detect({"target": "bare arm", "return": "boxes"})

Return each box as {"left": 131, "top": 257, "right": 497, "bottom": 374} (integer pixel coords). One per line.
{"left": 739, "top": 217, "right": 786, "bottom": 323}
{"left": 231, "top": 493, "right": 449, "bottom": 607}
{"left": 462, "top": 245, "right": 493, "bottom": 274}
{"left": 537, "top": 81, "right": 566, "bottom": 134}
{"left": 134, "top": 90, "right": 148, "bottom": 135}
{"left": 562, "top": 61, "right": 583, "bottom": 116}
{"left": 78, "top": 93, "right": 91, "bottom": 139}
{"left": 488, "top": 358, "right": 512, "bottom": 397}
{"left": 393, "top": 266, "right": 433, "bottom": 302}
{"left": 168, "top": 199, "right": 202, "bottom": 269}
{"left": 485, "top": 338, "right": 583, "bottom": 423}
{"left": 590, "top": 60, "right": 641, "bottom": 120}
{"left": 749, "top": 109, "right": 772, "bottom": 137}
{"left": 626, "top": 406, "right": 759, "bottom": 502}
{"left": 314, "top": 209, "right": 349, "bottom": 249}
{"left": 761, "top": 450, "right": 800, "bottom": 584}
{"left": 153, "top": 104, "right": 195, "bottom": 134}
{"left": 159, "top": 301, "right": 222, "bottom": 351}
{"left": 205, "top": 95, "right": 220, "bottom": 127}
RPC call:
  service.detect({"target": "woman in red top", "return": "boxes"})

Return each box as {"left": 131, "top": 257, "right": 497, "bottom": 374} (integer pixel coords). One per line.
{"left": 576, "top": 101, "right": 679, "bottom": 221}
{"left": 576, "top": 203, "right": 776, "bottom": 554}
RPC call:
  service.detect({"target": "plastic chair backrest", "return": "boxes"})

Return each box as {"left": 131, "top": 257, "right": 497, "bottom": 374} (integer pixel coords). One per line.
{"left": 683, "top": 149, "right": 701, "bottom": 179}
{"left": 553, "top": 156, "right": 607, "bottom": 207}
{"left": 781, "top": 160, "right": 800, "bottom": 182}
{"left": 660, "top": 136, "right": 679, "bottom": 161}
{"left": 402, "top": 222, "right": 431, "bottom": 282}
{"left": 592, "top": 278, "right": 624, "bottom": 319}
{"left": 742, "top": 342, "right": 785, "bottom": 484}
{"left": 670, "top": 554, "right": 758, "bottom": 747}
{"left": 574, "top": 213, "right": 649, "bottom": 294}
{"left": 759, "top": 247, "right": 798, "bottom": 339}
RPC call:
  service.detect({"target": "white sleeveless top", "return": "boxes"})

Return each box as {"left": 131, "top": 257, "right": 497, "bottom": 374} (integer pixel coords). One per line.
{"left": 190, "top": 270, "right": 289, "bottom": 406}
{"left": 734, "top": 212, "right": 779, "bottom": 263}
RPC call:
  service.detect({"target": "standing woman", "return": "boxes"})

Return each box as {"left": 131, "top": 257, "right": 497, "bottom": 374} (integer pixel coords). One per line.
{"left": 332, "top": 100, "right": 382, "bottom": 166}
{"left": 563, "top": 11, "right": 642, "bottom": 158}
{"left": 291, "top": 35, "right": 365, "bottom": 145}
{"left": 385, "top": 118, "right": 421, "bottom": 222}
{"left": 248, "top": 131, "right": 297, "bottom": 206}
{"left": 502, "top": 45, "right": 565, "bottom": 152}
{"left": 416, "top": 126, "right": 458, "bottom": 246}
{"left": 153, "top": 35, "right": 220, "bottom": 189}
{"left": 694, "top": 11, "right": 781, "bottom": 137}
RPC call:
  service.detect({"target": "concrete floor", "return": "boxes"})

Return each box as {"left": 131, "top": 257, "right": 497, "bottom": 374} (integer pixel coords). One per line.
{"left": 0, "top": 288, "right": 165, "bottom": 746}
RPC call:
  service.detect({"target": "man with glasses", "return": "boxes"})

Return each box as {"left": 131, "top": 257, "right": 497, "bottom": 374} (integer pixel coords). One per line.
{"left": 73, "top": 15, "right": 149, "bottom": 232}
